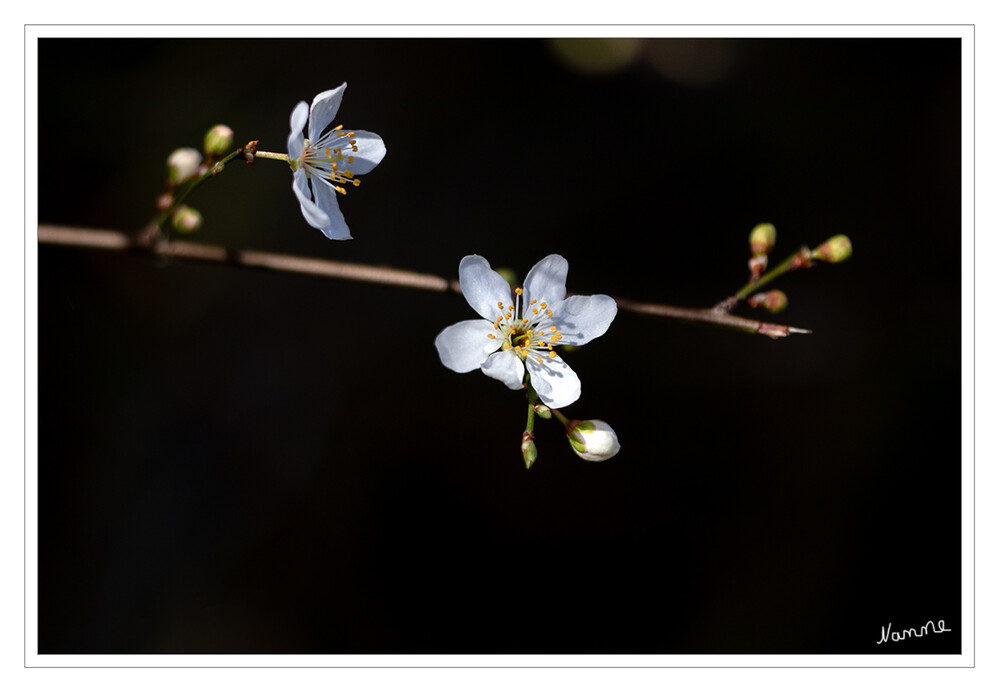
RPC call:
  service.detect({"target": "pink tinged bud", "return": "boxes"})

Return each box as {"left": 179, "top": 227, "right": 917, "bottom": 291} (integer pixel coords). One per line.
{"left": 566, "top": 420, "right": 621, "bottom": 462}
{"left": 813, "top": 235, "right": 853, "bottom": 263}
{"left": 171, "top": 205, "right": 203, "bottom": 234}
{"left": 204, "top": 124, "right": 234, "bottom": 157}
{"left": 749, "top": 223, "right": 777, "bottom": 256}
{"left": 748, "top": 289, "right": 788, "bottom": 313}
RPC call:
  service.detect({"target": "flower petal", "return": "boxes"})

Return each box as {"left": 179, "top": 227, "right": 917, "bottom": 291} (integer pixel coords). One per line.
{"left": 339, "top": 130, "right": 386, "bottom": 175}
{"left": 550, "top": 294, "right": 618, "bottom": 346}
{"left": 526, "top": 355, "right": 581, "bottom": 409}
{"left": 292, "top": 170, "right": 330, "bottom": 230}
{"left": 523, "top": 254, "right": 568, "bottom": 306}
{"left": 481, "top": 350, "right": 526, "bottom": 390}
{"left": 458, "top": 255, "right": 514, "bottom": 321}
{"left": 288, "top": 101, "right": 309, "bottom": 161}
{"left": 310, "top": 177, "right": 352, "bottom": 240}
{"left": 434, "top": 319, "right": 502, "bottom": 373}
{"left": 308, "top": 83, "right": 347, "bottom": 143}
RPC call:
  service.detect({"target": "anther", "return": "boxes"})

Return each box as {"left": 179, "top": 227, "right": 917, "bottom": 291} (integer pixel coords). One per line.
{"left": 515, "top": 288, "right": 523, "bottom": 295}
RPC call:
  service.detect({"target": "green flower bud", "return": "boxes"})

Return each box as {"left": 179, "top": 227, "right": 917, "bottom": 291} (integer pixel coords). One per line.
{"left": 203, "top": 124, "right": 234, "bottom": 157}
{"left": 566, "top": 419, "right": 620, "bottom": 462}
{"left": 749, "top": 223, "right": 777, "bottom": 256}
{"left": 534, "top": 404, "right": 552, "bottom": 420}
{"left": 747, "top": 289, "right": 788, "bottom": 313}
{"left": 521, "top": 432, "right": 538, "bottom": 470}
{"left": 167, "top": 147, "right": 203, "bottom": 186}
{"left": 812, "top": 234, "right": 853, "bottom": 263}
{"left": 171, "top": 205, "right": 203, "bottom": 234}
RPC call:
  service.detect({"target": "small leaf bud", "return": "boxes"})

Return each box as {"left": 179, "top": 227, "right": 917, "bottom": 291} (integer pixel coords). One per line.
{"left": 167, "top": 147, "right": 203, "bottom": 186}
{"left": 566, "top": 419, "right": 621, "bottom": 462}
{"left": 748, "top": 253, "right": 768, "bottom": 278}
{"left": 534, "top": 404, "right": 552, "bottom": 420}
{"left": 521, "top": 432, "right": 538, "bottom": 470}
{"left": 171, "top": 205, "right": 203, "bottom": 234}
{"left": 155, "top": 192, "right": 174, "bottom": 212}
{"left": 203, "top": 124, "right": 234, "bottom": 157}
{"left": 812, "top": 234, "right": 853, "bottom": 263}
{"left": 749, "top": 223, "right": 777, "bottom": 256}
{"left": 747, "top": 289, "right": 788, "bottom": 313}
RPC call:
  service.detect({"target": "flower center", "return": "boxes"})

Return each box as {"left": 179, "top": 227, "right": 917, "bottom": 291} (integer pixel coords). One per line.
{"left": 486, "top": 287, "right": 564, "bottom": 364}
{"left": 302, "top": 125, "right": 363, "bottom": 195}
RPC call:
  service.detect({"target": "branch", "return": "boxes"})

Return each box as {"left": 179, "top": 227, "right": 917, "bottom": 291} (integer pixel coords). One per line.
{"left": 37, "top": 224, "right": 812, "bottom": 338}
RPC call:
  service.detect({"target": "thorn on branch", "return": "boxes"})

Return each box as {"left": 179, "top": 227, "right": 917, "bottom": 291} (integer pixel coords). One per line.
{"left": 757, "top": 322, "right": 813, "bottom": 339}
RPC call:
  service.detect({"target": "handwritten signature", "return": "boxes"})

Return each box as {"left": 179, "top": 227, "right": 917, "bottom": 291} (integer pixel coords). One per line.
{"left": 876, "top": 620, "right": 951, "bottom": 645}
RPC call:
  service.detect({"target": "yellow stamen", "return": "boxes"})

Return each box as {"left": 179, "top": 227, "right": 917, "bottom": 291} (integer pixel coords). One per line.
{"left": 515, "top": 287, "right": 523, "bottom": 295}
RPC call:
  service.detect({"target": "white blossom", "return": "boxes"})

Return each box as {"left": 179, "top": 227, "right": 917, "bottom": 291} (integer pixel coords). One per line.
{"left": 287, "top": 84, "right": 386, "bottom": 240}
{"left": 435, "top": 254, "right": 617, "bottom": 409}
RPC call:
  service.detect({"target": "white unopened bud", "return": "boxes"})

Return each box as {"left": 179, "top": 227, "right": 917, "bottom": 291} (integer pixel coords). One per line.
{"left": 566, "top": 419, "right": 621, "bottom": 462}
{"left": 167, "top": 147, "right": 203, "bottom": 186}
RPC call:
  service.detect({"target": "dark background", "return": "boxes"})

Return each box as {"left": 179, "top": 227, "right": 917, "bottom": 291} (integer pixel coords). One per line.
{"left": 37, "top": 37, "right": 962, "bottom": 654}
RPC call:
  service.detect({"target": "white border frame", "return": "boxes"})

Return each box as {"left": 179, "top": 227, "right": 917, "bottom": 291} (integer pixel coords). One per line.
{"left": 23, "top": 23, "right": 975, "bottom": 670}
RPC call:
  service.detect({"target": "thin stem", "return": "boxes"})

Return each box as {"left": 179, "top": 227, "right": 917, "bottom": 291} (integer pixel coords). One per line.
{"left": 551, "top": 408, "right": 571, "bottom": 428}
{"left": 254, "top": 150, "right": 290, "bottom": 162}
{"left": 718, "top": 245, "right": 813, "bottom": 311}
{"left": 37, "top": 224, "right": 813, "bottom": 338}
{"left": 524, "top": 379, "right": 538, "bottom": 435}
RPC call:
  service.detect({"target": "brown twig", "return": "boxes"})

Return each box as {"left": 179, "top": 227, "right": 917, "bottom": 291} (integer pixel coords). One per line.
{"left": 37, "top": 224, "right": 811, "bottom": 338}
